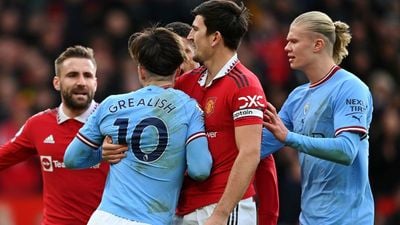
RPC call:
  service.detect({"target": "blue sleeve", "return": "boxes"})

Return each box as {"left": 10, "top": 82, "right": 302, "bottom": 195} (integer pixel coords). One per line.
{"left": 285, "top": 131, "right": 360, "bottom": 165}
{"left": 64, "top": 137, "right": 102, "bottom": 169}
{"left": 333, "top": 77, "right": 372, "bottom": 136}
{"left": 185, "top": 100, "right": 212, "bottom": 181}
{"left": 260, "top": 128, "right": 284, "bottom": 158}
{"left": 260, "top": 99, "right": 294, "bottom": 158}
{"left": 186, "top": 136, "right": 212, "bottom": 181}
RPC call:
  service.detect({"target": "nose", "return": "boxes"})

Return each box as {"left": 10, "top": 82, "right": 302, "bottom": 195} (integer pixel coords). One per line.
{"left": 76, "top": 74, "right": 87, "bottom": 86}
{"left": 187, "top": 29, "right": 194, "bottom": 41}
{"left": 284, "top": 42, "right": 290, "bottom": 52}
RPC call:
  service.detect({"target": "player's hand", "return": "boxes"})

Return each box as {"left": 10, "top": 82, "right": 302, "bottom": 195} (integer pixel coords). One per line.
{"left": 101, "top": 136, "right": 127, "bottom": 164}
{"left": 263, "top": 102, "right": 288, "bottom": 142}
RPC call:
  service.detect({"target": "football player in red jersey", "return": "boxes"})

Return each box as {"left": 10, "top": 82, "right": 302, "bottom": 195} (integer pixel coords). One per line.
{"left": 0, "top": 45, "right": 108, "bottom": 225}
{"left": 172, "top": 1, "right": 276, "bottom": 224}
{"left": 167, "top": 19, "right": 279, "bottom": 225}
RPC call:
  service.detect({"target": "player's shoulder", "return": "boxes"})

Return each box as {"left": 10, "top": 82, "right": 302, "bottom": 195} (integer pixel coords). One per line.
{"left": 225, "top": 62, "right": 260, "bottom": 88}
{"left": 166, "top": 88, "right": 193, "bottom": 103}
{"left": 165, "top": 87, "right": 199, "bottom": 105}
{"left": 29, "top": 108, "right": 57, "bottom": 122}
{"left": 335, "top": 68, "right": 369, "bottom": 91}
{"left": 22, "top": 108, "right": 57, "bottom": 130}
{"left": 188, "top": 66, "right": 207, "bottom": 76}
{"left": 287, "top": 82, "right": 309, "bottom": 101}
{"left": 181, "top": 95, "right": 203, "bottom": 114}
{"left": 179, "top": 66, "right": 207, "bottom": 81}
{"left": 175, "top": 66, "right": 206, "bottom": 90}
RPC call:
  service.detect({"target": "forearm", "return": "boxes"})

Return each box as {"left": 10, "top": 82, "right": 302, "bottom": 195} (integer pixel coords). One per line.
{"left": 186, "top": 136, "right": 212, "bottom": 181}
{"left": 64, "top": 137, "right": 102, "bottom": 169}
{"left": 210, "top": 124, "right": 262, "bottom": 219}
{"left": 285, "top": 131, "right": 360, "bottom": 165}
{"left": 260, "top": 128, "right": 284, "bottom": 158}
{"left": 213, "top": 150, "right": 260, "bottom": 217}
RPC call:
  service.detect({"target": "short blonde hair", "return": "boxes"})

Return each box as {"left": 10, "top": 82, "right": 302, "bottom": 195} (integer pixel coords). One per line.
{"left": 292, "top": 11, "right": 352, "bottom": 65}
{"left": 54, "top": 45, "right": 96, "bottom": 75}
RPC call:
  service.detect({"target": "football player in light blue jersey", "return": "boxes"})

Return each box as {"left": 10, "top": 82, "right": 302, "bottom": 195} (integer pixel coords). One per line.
{"left": 64, "top": 27, "right": 212, "bottom": 225}
{"left": 260, "top": 11, "right": 374, "bottom": 225}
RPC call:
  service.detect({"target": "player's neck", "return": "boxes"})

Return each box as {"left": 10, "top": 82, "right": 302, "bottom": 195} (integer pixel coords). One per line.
{"left": 305, "top": 58, "right": 336, "bottom": 84}
{"left": 204, "top": 48, "right": 236, "bottom": 84}
{"left": 146, "top": 81, "right": 173, "bottom": 89}
{"left": 62, "top": 104, "right": 87, "bottom": 118}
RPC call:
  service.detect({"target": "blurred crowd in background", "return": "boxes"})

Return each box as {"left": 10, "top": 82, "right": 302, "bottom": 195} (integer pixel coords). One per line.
{"left": 0, "top": 0, "right": 399, "bottom": 224}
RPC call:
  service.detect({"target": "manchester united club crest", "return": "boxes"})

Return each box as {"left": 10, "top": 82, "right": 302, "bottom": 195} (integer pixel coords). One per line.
{"left": 205, "top": 97, "right": 217, "bottom": 116}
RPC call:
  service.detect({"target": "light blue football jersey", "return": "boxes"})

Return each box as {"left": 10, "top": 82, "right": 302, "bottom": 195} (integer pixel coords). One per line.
{"left": 274, "top": 67, "right": 374, "bottom": 224}
{"left": 66, "top": 85, "right": 211, "bottom": 225}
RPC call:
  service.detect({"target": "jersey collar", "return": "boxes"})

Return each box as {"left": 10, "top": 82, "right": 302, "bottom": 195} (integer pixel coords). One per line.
{"left": 199, "top": 53, "right": 239, "bottom": 87}
{"left": 57, "top": 100, "right": 98, "bottom": 124}
{"left": 309, "top": 65, "right": 340, "bottom": 88}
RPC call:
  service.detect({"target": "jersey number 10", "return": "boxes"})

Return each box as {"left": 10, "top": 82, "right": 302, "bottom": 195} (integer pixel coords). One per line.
{"left": 114, "top": 117, "right": 168, "bottom": 162}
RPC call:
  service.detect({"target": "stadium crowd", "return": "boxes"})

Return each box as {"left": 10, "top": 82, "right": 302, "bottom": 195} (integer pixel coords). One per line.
{"left": 0, "top": 0, "right": 399, "bottom": 224}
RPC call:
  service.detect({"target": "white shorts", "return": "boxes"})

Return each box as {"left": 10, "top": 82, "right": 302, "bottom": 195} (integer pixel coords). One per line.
{"left": 174, "top": 197, "right": 256, "bottom": 225}
{"left": 87, "top": 210, "right": 151, "bottom": 225}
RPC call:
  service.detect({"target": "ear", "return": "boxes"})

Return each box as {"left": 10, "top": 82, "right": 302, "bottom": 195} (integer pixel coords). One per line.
{"left": 53, "top": 75, "right": 60, "bottom": 91}
{"left": 138, "top": 65, "right": 146, "bottom": 81}
{"left": 93, "top": 76, "right": 98, "bottom": 92}
{"left": 313, "top": 38, "right": 325, "bottom": 52}
{"left": 211, "top": 31, "right": 222, "bottom": 47}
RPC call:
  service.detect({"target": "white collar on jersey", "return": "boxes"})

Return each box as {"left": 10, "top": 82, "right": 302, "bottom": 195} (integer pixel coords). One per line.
{"left": 199, "top": 53, "right": 239, "bottom": 87}
{"left": 57, "top": 100, "right": 98, "bottom": 124}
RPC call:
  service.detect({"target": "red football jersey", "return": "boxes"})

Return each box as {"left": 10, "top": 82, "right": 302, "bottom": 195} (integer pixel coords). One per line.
{"left": 0, "top": 103, "right": 108, "bottom": 225}
{"left": 175, "top": 57, "right": 267, "bottom": 215}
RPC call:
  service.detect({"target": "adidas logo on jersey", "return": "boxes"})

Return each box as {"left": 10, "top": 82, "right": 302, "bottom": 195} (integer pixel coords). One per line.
{"left": 43, "top": 135, "right": 55, "bottom": 144}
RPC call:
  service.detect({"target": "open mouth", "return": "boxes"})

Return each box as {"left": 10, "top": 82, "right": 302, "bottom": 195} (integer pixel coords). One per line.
{"left": 72, "top": 91, "right": 88, "bottom": 98}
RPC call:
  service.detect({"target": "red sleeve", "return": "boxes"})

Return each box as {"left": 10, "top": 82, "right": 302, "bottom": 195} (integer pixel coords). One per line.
{"left": 0, "top": 120, "right": 37, "bottom": 170}
{"left": 231, "top": 85, "right": 267, "bottom": 127}
{"left": 254, "top": 155, "right": 279, "bottom": 225}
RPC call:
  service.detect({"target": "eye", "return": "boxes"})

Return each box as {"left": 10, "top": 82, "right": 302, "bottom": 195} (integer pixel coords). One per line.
{"left": 84, "top": 72, "right": 95, "bottom": 78}
{"left": 66, "top": 72, "right": 77, "bottom": 78}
